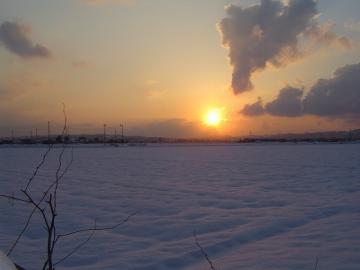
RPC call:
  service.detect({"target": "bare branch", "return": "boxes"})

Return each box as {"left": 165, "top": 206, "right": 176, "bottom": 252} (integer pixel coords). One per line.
{"left": 7, "top": 146, "right": 73, "bottom": 257}
{"left": 39, "top": 146, "right": 73, "bottom": 209}
{"left": 56, "top": 212, "right": 136, "bottom": 239}
{"left": 193, "top": 231, "right": 217, "bottom": 270}
{"left": 0, "top": 194, "right": 30, "bottom": 204}
{"left": 8, "top": 104, "right": 69, "bottom": 256}
{"left": 7, "top": 207, "right": 37, "bottom": 256}
{"left": 53, "top": 220, "right": 97, "bottom": 267}
{"left": 60, "top": 146, "right": 74, "bottom": 179}
{"left": 53, "top": 143, "right": 67, "bottom": 211}
{"left": 25, "top": 103, "right": 67, "bottom": 192}
{"left": 24, "top": 144, "right": 54, "bottom": 192}
{"left": 22, "top": 191, "right": 50, "bottom": 230}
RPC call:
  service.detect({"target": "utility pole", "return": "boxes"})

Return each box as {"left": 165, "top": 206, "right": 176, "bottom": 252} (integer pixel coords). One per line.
{"left": 47, "top": 121, "right": 51, "bottom": 142}
{"left": 64, "top": 126, "right": 69, "bottom": 143}
{"left": 103, "top": 124, "right": 107, "bottom": 145}
{"left": 11, "top": 129, "right": 14, "bottom": 142}
{"left": 120, "top": 124, "right": 124, "bottom": 143}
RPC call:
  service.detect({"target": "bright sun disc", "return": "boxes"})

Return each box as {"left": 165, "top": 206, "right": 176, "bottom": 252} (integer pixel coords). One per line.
{"left": 204, "top": 108, "right": 222, "bottom": 127}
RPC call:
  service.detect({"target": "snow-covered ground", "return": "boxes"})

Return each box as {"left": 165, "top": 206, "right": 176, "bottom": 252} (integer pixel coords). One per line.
{"left": 0, "top": 143, "right": 359, "bottom": 270}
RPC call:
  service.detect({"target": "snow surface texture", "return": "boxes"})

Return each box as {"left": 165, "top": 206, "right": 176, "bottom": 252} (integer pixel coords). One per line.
{"left": 0, "top": 250, "right": 17, "bottom": 270}
{"left": 0, "top": 144, "right": 359, "bottom": 270}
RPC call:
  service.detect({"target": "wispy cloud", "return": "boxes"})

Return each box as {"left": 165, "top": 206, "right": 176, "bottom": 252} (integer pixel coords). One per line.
{"left": 72, "top": 60, "right": 89, "bottom": 68}
{"left": 146, "top": 89, "right": 166, "bottom": 100}
{"left": 81, "top": 0, "right": 136, "bottom": 6}
{"left": 0, "top": 74, "right": 47, "bottom": 102}
{"left": 142, "top": 80, "right": 166, "bottom": 100}
{"left": 344, "top": 21, "right": 360, "bottom": 32}
{"left": 306, "top": 22, "right": 351, "bottom": 49}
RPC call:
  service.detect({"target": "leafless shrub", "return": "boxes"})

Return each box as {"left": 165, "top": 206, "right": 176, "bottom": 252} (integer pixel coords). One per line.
{"left": 0, "top": 104, "right": 134, "bottom": 270}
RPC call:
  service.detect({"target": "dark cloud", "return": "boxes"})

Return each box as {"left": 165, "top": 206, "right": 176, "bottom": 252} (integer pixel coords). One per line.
{"left": 218, "top": 0, "right": 349, "bottom": 94}
{"left": 303, "top": 63, "right": 360, "bottom": 116}
{"left": 241, "top": 98, "right": 265, "bottom": 116}
{"left": 265, "top": 86, "right": 304, "bottom": 117}
{"left": 0, "top": 21, "right": 51, "bottom": 59}
{"left": 241, "top": 62, "right": 360, "bottom": 119}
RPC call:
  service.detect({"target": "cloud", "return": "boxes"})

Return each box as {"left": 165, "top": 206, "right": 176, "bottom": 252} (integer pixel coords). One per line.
{"left": 241, "top": 62, "right": 360, "bottom": 119}
{"left": 218, "top": 0, "right": 350, "bottom": 94}
{"left": 0, "top": 81, "right": 27, "bottom": 101}
{"left": 303, "top": 63, "right": 360, "bottom": 116}
{"left": 129, "top": 119, "right": 200, "bottom": 138}
{"left": 139, "top": 80, "right": 167, "bottom": 100}
{"left": 344, "top": 21, "right": 360, "bottom": 32}
{"left": 72, "top": 60, "right": 89, "bottom": 68}
{"left": 146, "top": 89, "right": 166, "bottom": 100}
{"left": 241, "top": 98, "right": 265, "bottom": 116}
{"left": 0, "top": 21, "right": 51, "bottom": 59}
{"left": 144, "top": 80, "right": 159, "bottom": 86}
{"left": 0, "top": 73, "right": 49, "bottom": 106}
{"left": 306, "top": 22, "right": 351, "bottom": 49}
{"left": 265, "top": 86, "right": 304, "bottom": 117}
{"left": 0, "top": 84, "right": 28, "bottom": 103}
{"left": 82, "top": 0, "right": 135, "bottom": 5}
{"left": 128, "top": 119, "right": 219, "bottom": 138}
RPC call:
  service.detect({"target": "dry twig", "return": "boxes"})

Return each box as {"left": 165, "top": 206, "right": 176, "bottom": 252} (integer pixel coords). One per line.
{"left": 193, "top": 231, "right": 217, "bottom": 270}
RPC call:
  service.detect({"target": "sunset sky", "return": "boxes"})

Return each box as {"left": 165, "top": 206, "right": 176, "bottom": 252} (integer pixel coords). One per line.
{"left": 1, "top": 0, "right": 360, "bottom": 138}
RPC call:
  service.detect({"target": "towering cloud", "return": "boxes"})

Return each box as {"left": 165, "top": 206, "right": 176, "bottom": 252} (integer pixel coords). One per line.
{"left": 0, "top": 21, "right": 51, "bottom": 59}
{"left": 218, "top": 0, "right": 349, "bottom": 94}
{"left": 241, "top": 62, "right": 360, "bottom": 119}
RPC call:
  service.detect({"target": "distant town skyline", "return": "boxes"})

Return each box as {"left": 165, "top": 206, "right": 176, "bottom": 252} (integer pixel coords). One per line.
{"left": 1, "top": 0, "right": 360, "bottom": 138}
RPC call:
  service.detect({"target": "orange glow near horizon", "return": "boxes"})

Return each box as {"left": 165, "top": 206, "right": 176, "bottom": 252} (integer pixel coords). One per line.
{"left": 204, "top": 108, "right": 223, "bottom": 127}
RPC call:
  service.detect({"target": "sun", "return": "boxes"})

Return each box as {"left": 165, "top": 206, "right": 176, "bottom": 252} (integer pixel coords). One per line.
{"left": 204, "top": 108, "right": 223, "bottom": 127}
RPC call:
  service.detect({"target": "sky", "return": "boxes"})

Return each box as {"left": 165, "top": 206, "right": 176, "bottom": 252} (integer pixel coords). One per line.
{"left": 0, "top": 0, "right": 360, "bottom": 138}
